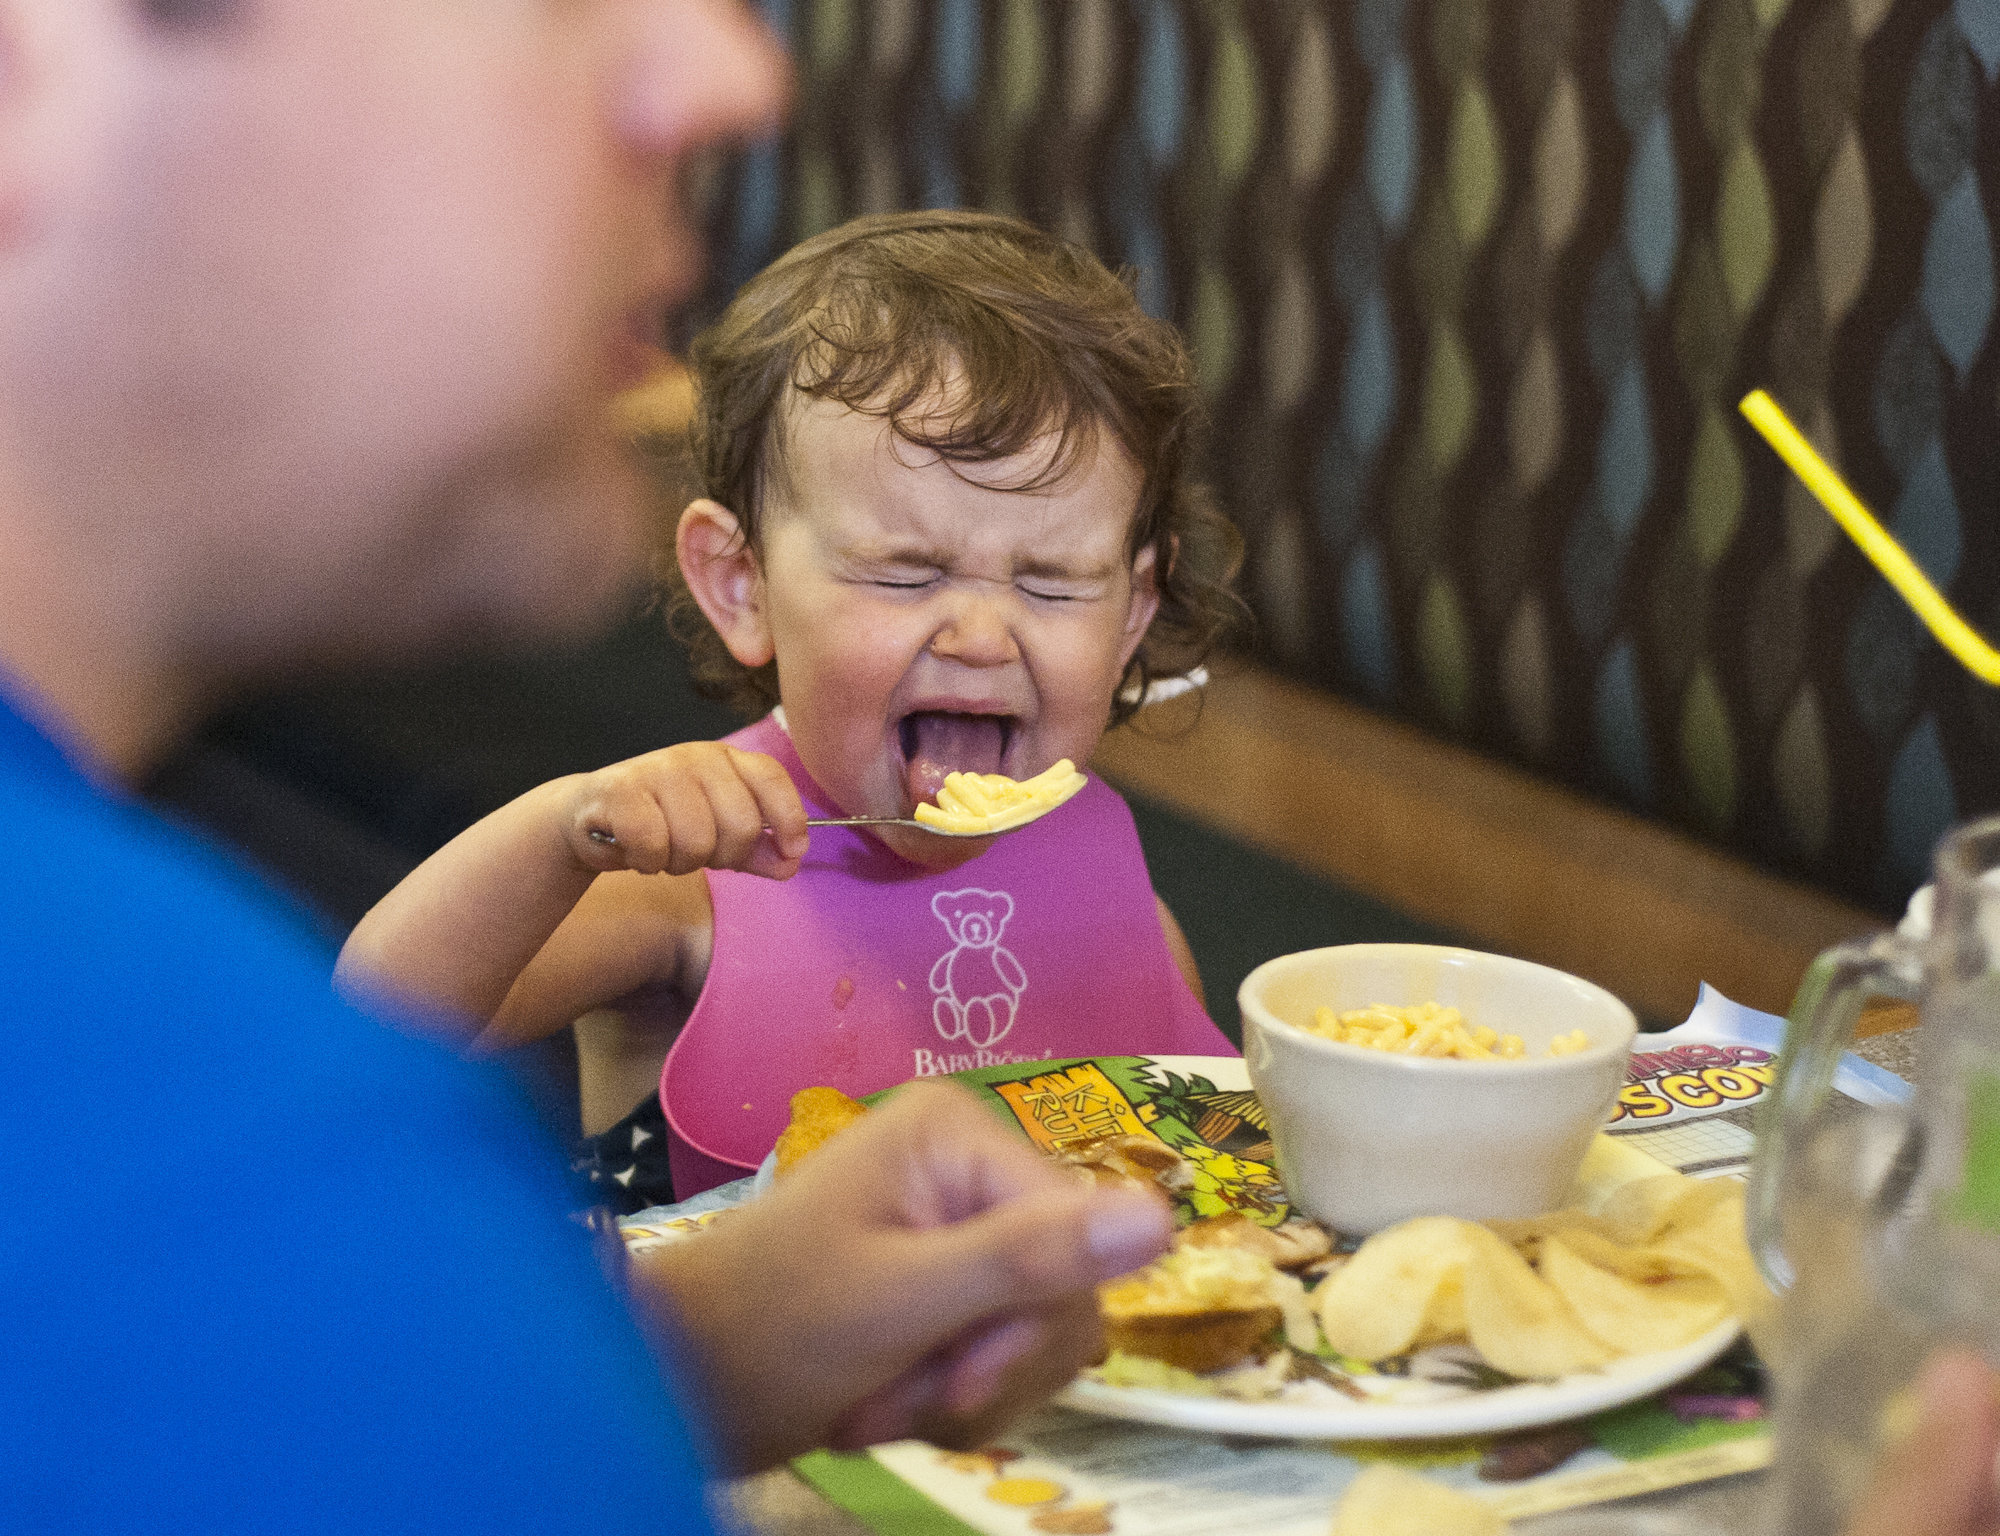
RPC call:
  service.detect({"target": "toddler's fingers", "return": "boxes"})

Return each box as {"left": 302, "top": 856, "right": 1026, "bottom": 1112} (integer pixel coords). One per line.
{"left": 730, "top": 746, "right": 810, "bottom": 861}
{"left": 659, "top": 775, "right": 720, "bottom": 876}
{"left": 692, "top": 755, "right": 771, "bottom": 872}
{"left": 741, "top": 839, "right": 804, "bottom": 882}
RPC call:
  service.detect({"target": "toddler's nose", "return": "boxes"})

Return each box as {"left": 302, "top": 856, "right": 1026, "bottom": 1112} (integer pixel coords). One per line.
{"left": 928, "top": 599, "right": 1021, "bottom": 667}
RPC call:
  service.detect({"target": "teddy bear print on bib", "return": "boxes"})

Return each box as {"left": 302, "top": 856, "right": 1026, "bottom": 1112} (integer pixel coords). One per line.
{"left": 927, "top": 888, "right": 1027, "bottom": 1049}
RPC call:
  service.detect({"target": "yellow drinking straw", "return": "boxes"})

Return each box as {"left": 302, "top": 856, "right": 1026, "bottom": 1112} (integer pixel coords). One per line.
{"left": 1738, "top": 388, "right": 2000, "bottom": 686}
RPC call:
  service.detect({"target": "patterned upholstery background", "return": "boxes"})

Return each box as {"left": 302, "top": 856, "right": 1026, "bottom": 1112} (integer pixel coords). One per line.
{"left": 683, "top": 0, "right": 2000, "bottom": 913}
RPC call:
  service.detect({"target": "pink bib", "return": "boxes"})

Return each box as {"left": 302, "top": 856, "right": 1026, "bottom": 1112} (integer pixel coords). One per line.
{"left": 660, "top": 714, "right": 1233, "bottom": 1194}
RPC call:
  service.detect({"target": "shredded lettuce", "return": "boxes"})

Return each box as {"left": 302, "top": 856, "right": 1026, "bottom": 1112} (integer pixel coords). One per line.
{"left": 1093, "top": 1351, "right": 1216, "bottom": 1395}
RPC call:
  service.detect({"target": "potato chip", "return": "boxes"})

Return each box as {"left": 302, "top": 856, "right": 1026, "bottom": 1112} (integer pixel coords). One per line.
{"left": 1458, "top": 1223, "right": 1610, "bottom": 1378}
{"left": 1646, "top": 1186, "right": 1773, "bottom": 1347}
{"left": 1538, "top": 1232, "right": 1729, "bottom": 1354}
{"left": 1546, "top": 1225, "right": 1708, "bottom": 1284}
{"left": 1413, "top": 1269, "right": 1467, "bottom": 1348}
{"left": 1330, "top": 1464, "right": 1508, "bottom": 1535}
{"left": 1200, "top": 1170, "right": 1765, "bottom": 1396}
{"left": 1573, "top": 1131, "right": 1683, "bottom": 1209}
{"left": 1597, "top": 1172, "right": 1736, "bottom": 1247}
{"left": 1482, "top": 1208, "right": 1617, "bottom": 1264}
{"left": 1302, "top": 1172, "right": 1767, "bottom": 1386}
{"left": 1315, "top": 1217, "right": 1474, "bottom": 1361}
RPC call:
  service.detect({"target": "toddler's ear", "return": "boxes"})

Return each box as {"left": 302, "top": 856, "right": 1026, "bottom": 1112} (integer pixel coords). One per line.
{"left": 1120, "top": 542, "right": 1163, "bottom": 663}
{"left": 677, "top": 499, "right": 774, "bottom": 668}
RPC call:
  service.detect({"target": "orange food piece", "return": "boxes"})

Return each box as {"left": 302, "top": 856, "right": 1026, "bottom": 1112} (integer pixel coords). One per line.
{"left": 772, "top": 1086, "right": 869, "bottom": 1176}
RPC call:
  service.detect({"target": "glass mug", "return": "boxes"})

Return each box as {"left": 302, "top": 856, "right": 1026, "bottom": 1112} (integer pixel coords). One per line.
{"left": 1749, "top": 815, "right": 2000, "bottom": 1535}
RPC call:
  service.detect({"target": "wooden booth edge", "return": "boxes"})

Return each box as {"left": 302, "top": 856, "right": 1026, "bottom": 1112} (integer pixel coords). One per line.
{"left": 1092, "top": 664, "right": 1884, "bottom": 1027}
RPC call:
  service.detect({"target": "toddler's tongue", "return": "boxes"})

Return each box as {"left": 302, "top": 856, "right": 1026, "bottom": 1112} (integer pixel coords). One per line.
{"left": 903, "top": 712, "right": 1008, "bottom": 806}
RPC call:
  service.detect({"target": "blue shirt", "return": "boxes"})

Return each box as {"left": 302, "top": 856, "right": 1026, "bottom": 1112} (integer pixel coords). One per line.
{"left": 0, "top": 688, "right": 717, "bottom": 1532}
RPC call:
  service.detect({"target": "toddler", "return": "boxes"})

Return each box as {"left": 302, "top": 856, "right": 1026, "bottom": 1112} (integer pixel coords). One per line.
{"left": 338, "top": 210, "right": 1244, "bottom": 1201}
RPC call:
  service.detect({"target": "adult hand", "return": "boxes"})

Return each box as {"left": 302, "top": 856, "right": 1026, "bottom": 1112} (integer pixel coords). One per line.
{"left": 1843, "top": 1351, "right": 2000, "bottom": 1536}
{"left": 629, "top": 1081, "right": 1173, "bottom": 1472}
{"left": 562, "top": 743, "right": 809, "bottom": 881}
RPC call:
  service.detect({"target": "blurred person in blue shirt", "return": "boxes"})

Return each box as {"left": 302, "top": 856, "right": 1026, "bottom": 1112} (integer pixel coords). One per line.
{"left": 0, "top": 1, "right": 1170, "bottom": 1529}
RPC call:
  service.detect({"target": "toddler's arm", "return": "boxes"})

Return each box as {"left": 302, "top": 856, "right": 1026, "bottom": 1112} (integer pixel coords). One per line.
{"left": 336, "top": 743, "right": 809, "bottom": 1041}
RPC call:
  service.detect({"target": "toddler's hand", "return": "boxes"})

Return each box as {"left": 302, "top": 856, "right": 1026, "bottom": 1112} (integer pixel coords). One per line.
{"left": 561, "top": 744, "right": 809, "bottom": 880}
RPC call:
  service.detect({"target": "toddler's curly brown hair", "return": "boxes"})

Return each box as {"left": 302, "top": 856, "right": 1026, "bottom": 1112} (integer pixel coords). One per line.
{"left": 666, "top": 208, "right": 1244, "bottom": 726}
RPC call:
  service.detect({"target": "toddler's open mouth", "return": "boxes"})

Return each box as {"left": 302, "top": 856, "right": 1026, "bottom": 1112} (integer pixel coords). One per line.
{"left": 899, "top": 711, "right": 1015, "bottom": 808}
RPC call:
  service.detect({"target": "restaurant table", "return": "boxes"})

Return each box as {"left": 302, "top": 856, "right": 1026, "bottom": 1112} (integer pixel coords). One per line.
{"left": 717, "top": 1013, "right": 1923, "bottom": 1536}
{"left": 721, "top": 1459, "right": 1772, "bottom": 1534}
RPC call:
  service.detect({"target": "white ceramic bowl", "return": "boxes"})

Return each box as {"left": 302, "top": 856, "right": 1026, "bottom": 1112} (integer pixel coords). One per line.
{"left": 1239, "top": 944, "right": 1638, "bottom": 1234}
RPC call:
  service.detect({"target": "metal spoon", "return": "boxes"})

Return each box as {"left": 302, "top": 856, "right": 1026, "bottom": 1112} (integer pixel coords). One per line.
{"left": 799, "top": 814, "right": 1004, "bottom": 837}
{"left": 586, "top": 815, "right": 1001, "bottom": 847}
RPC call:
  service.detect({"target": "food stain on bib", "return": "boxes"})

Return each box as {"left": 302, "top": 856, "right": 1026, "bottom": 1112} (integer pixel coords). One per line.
{"left": 822, "top": 1018, "right": 860, "bottom": 1076}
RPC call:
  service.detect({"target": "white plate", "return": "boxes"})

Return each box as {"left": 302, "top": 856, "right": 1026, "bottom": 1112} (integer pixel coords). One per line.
{"left": 1055, "top": 1319, "right": 1741, "bottom": 1440}
{"left": 735, "top": 1055, "right": 1739, "bottom": 1441}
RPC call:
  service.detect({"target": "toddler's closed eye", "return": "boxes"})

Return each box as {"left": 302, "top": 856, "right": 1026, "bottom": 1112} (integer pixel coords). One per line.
{"left": 1017, "top": 580, "right": 1096, "bottom": 602}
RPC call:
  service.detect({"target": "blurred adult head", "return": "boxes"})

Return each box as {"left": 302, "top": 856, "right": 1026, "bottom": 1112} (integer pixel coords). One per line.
{"left": 0, "top": 0, "right": 786, "bottom": 772}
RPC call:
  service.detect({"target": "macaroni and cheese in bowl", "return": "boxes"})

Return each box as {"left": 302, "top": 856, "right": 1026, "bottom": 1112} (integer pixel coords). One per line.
{"left": 1239, "top": 944, "right": 1638, "bottom": 1234}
